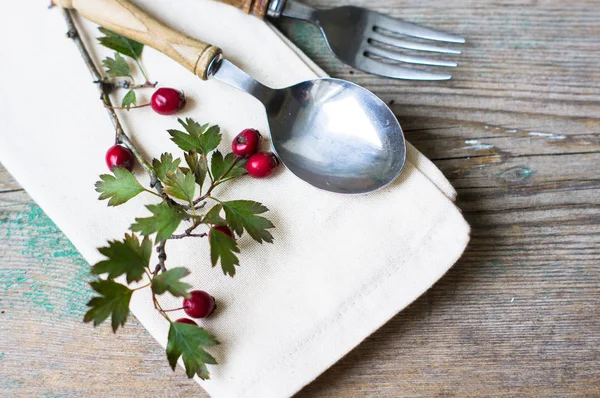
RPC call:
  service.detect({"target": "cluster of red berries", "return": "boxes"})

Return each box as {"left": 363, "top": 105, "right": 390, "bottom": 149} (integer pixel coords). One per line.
{"left": 232, "top": 128, "right": 279, "bottom": 178}
{"left": 106, "top": 87, "right": 186, "bottom": 170}
{"left": 106, "top": 88, "right": 280, "bottom": 179}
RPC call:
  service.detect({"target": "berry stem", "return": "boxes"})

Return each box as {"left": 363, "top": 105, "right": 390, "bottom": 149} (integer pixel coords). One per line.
{"left": 192, "top": 157, "right": 242, "bottom": 204}
{"left": 163, "top": 306, "right": 189, "bottom": 312}
{"left": 217, "top": 157, "right": 242, "bottom": 185}
{"left": 152, "top": 292, "right": 172, "bottom": 322}
{"left": 105, "top": 102, "right": 152, "bottom": 110}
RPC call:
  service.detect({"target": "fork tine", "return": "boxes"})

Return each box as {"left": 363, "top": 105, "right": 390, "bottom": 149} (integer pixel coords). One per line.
{"left": 357, "top": 57, "right": 453, "bottom": 80}
{"left": 371, "top": 13, "right": 466, "bottom": 44}
{"left": 370, "top": 32, "right": 461, "bottom": 54}
{"left": 366, "top": 46, "right": 457, "bottom": 67}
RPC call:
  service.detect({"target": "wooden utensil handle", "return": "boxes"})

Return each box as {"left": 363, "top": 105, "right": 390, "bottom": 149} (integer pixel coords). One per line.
{"left": 53, "top": 0, "right": 222, "bottom": 80}
{"left": 218, "top": 0, "right": 270, "bottom": 19}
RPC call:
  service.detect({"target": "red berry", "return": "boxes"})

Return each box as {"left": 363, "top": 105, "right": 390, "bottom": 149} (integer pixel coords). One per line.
{"left": 183, "top": 290, "right": 216, "bottom": 319}
{"left": 175, "top": 318, "right": 197, "bottom": 326}
{"left": 151, "top": 88, "right": 186, "bottom": 115}
{"left": 210, "top": 225, "right": 234, "bottom": 239}
{"left": 232, "top": 129, "right": 261, "bottom": 157}
{"left": 246, "top": 152, "right": 279, "bottom": 178}
{"left": 105, "top": 145, "right": 135, "bottom": 171}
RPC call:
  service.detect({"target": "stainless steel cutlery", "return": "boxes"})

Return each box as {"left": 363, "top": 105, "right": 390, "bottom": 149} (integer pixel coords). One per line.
{"left": 220, "top": 0, "right": 465, "bottom": 80}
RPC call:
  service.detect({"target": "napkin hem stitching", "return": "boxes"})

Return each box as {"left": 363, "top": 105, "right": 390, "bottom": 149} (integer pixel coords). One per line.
{"left": 236, "top": 213, "right": 451, "bottom": 395}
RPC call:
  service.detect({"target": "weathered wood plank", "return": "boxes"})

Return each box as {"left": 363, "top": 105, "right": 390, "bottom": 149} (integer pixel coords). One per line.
{"left": 1, "top": 0, "right": 599, "bottom": 396}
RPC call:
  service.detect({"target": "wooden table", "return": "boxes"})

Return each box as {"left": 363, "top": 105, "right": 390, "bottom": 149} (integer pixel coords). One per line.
{"left": 1, "top": 0, "right": 599, "bottom": 396}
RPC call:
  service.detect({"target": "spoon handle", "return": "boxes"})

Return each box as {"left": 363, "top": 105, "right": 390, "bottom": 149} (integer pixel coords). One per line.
{"left": 217, "top": 0, "right": 269, "bottom": 18}
{"left": 53, "top": 0, "right": 222, "bottom": 80}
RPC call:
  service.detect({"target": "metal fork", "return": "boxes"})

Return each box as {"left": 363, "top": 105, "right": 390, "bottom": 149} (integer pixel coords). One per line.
{"left": 265, "top": 0, "right": 465, "bottom": 80}
{"left": 220, "top": 0, "right": 465, "bottom": 79}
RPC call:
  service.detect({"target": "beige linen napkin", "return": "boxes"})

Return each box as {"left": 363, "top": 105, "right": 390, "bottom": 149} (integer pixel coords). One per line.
{"left": 0, "top": 1, "right": 470, "bottom": 397}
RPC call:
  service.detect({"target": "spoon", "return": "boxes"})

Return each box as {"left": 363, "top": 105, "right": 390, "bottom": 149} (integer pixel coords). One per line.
{"left": 55, "top": 0, "right": 406, "bottom": 194}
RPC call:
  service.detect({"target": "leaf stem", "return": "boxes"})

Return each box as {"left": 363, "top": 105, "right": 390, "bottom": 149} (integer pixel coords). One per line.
{"left": 133, "top": 57, "right": 151, "bottom": 84}
{"left": 143, "top": 189, "right": 163, "bottom": 198}
{"left": 132, "top": 282, "right": 151, "bottom": 291}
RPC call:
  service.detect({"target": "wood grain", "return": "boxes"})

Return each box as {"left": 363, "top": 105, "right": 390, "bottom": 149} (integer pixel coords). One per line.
{"left": 1, "top": 0, "right": 599, "bottom": 396}
{"left": 216, "top": 0, "right": 270, "bottom": 18}
{"left": 54, "top": 0, "right": 222, "bottom": 79}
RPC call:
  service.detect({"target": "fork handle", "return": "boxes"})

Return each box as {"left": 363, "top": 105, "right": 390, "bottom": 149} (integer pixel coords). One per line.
{"left": 217, "top": 0, "right": 270, "bottom": 19}
{"left": 53, "top": 0, "right": 222, "bottom": 80}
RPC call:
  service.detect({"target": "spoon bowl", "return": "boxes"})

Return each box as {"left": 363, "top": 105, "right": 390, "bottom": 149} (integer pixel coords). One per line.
{"left": 212, "top": 60, "right": 406, "bottom": 194}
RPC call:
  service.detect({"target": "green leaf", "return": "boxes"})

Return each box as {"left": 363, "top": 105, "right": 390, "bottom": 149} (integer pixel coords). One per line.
{"left": 163, "top": 169, "right": 196, "bottom": 203}
{"left": 98, "top": 27, "right": 144, "bottom": 60}
{"left": 95, "top": 167, "right": 145, "bottom": 207}
{"left": 184, "top": 151, "right": 207, "bottom": 188}
{"left": 178, "top": 118, "right": 209, "bottom": 137}
{"left": 167, "top": 119, "right": 222, "bottom": 154}
{"left": 210, "top": 150, "right": 225, "bottom": 181}
{"left": 151, "top": 267, "right": 192, "bottom": 298}
{"left": 92, "top": 233, "right": 152, "bottom": 284}
{"left": 167, "top": 129, "right": 203, "bottom": 152}
{"left": 102, "top": 53, "right": 132, "bottom": 79}
{"left": 198, "top": 125, "right": 221, "bottom": 154}
{"left": 152, "top": 153, "right": 182, "bottom": 182}
{"left": 131, "top": 202, "right": 184, "bottom": 242}
{"left": 211, "top": 152, "right": 246, "bottom": 181}
{"left": 84, "top": 280, "right": 133, "bottom": 333}
{"left": 166, "top": 322, "right": 219, "bottom": 379}
{"left": 210, "top": 228, "right": 240, "bottom": 276}
{"left": 121, "top": 89, "right": 137, "bottom": 110}
{"left": 202, "top": 204, "right": 226, "bottom": 226}
{"left": 222, "top": 200, "right": 275, "bottom": 243}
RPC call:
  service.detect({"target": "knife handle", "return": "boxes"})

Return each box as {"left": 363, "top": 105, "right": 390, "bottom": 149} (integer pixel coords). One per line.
{"left": 217, "top": 0, "right": 270, "bottom": 19}
{"left": 53, "top": 0, "right": 222, "bottom": 80}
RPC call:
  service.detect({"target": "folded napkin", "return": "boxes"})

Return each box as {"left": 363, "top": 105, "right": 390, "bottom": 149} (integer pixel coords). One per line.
{"left": 0, "top": 1, "right": 470, "bottom": 397}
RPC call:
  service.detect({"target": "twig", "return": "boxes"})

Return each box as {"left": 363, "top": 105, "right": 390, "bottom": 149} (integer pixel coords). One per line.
{"left": 170, "top": 233, "right": 207, "bottom": 240}
{"left": 61, "top": 9, "right": 169, "bottom": 198}
{"left": 112, "top": 79, "right": 158, "bottom": 90}
{"left": 156, "top": 240, "right": 167, "bottom": 273}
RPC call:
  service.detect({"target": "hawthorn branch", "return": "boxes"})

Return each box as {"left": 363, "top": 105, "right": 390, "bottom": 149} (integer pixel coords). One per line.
{"left": 61, "top": 9, "right": 177, "bottom": 205}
